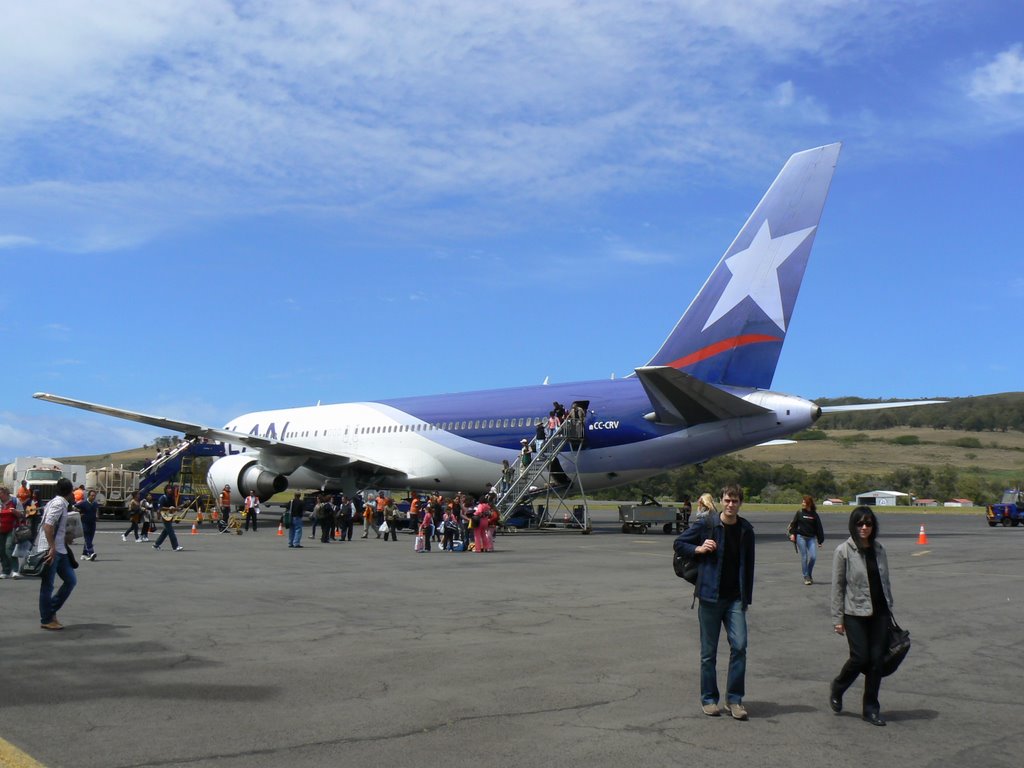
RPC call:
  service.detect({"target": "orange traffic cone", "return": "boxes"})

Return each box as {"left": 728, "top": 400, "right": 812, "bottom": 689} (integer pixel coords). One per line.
{"left": 190, "top": 522, "right": 198, "bottom": 535}
{"left": 917, "top": 524, "right": 928, "bottom": 545}
{"left": 277, "top": 522, "right": 285, "bottom": 536}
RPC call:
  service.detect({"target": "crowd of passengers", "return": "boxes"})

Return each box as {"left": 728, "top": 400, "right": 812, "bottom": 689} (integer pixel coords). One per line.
{"left": 287, "top": 401, "right": 586, "bottom": 552}
{"left": 298, "top": 490, "right": 501, "bottom": 553}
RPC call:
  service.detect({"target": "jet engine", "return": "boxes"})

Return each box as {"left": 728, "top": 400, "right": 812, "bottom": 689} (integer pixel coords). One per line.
{"left": 207, "top": 454, "right": 288, "bottom": 503}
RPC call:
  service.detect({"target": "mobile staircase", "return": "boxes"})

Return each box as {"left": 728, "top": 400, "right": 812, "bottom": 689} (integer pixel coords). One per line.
{"left": 495, "top": 417, "right": 590, "bottom": 533}
{"left": 138, "top": 437, "right": 225, "bottom": 500}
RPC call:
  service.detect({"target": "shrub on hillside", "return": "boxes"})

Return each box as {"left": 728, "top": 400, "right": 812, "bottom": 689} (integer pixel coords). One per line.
{"left": 890, "top": 435, "right": 920, "bottom": 446}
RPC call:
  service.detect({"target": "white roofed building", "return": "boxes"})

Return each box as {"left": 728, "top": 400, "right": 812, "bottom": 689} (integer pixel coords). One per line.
{"left": 855, "top": 490, "right": 909, "bottom": 506}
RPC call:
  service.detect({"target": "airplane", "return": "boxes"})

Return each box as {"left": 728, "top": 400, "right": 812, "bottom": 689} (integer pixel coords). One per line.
{"left": 34, "top": 142, "right": 940, "bottom": 505}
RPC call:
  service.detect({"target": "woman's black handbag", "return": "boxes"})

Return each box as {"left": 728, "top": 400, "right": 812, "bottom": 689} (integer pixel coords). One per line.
{"left": 882, "top": 614, "right": 911, "bottom": 676}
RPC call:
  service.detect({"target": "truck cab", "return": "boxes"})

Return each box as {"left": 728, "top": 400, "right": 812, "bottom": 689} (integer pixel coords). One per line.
{"left": 21, "top": 466, "right": 63, "bottom": 505}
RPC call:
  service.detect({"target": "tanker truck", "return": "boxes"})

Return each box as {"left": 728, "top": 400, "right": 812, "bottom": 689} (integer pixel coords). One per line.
{"left": 86, "top": 465, "right": 141, "bottom": 519}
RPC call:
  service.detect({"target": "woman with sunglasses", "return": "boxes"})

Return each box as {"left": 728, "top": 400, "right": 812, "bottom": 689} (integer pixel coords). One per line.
{"left": 829, "top": 506, "right": 894, "bottom": 726}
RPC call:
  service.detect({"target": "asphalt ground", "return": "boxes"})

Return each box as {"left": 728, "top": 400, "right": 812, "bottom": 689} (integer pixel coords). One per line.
{"left": 1, "top": 508, "right": 1021, "bottom": 768}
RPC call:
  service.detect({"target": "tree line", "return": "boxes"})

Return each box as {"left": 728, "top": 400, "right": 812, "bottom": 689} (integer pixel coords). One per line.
{"left": 589, "top": 454, "right": 1007, "bottom": 506}
{"left": 590, "top": 394, "right": 1024, "bottom": 505}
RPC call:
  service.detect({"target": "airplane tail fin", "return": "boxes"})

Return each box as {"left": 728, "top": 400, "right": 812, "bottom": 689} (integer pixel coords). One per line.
{"left": 644, "top": 143, "right": 841, "bottom": 389}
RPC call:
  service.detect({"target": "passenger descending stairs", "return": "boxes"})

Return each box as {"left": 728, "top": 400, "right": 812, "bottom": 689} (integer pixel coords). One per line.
{"left": 495, "top": 418, "right": 590, "bottom": 532}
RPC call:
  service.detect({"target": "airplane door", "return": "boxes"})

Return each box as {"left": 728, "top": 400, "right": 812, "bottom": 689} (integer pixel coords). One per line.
{"left": 568, "top": 400, "right": 590, "bottom": 443}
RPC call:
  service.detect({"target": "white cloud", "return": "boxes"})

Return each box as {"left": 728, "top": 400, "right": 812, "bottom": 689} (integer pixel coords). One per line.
{"left": 0, "top": 414, "right": 160, "bottom": 464}
{"left": 969, "top": 44, "right": 1024, "bottom": 99}
{"left": 607, "top": 244, "right": 674, "bottom": 265}
{"left": 0, "top": 234, "right": 36, "bottom": 249}
{"left": 0, "top": 1, "right": 954, "bottom": 251}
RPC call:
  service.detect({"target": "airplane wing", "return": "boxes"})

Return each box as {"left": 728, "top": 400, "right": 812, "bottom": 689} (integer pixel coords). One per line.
{"left": 32, "top": 392, "right": 406, "bottom": 477}
{"left": 634, "top": 366, "right": 771, "bottom": 426}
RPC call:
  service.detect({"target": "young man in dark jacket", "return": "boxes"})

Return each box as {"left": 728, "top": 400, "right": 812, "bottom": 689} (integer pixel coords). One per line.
{"left": 674, "top": 484, "right": 755, "bottom": 720}
{"left": 76, "top": 489, "right": 100, "bottom": 561}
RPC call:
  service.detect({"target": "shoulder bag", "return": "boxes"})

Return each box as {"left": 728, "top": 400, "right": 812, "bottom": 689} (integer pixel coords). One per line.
{"left": 882, "top": 614, "right": 911, "bottom": 676}
{"left": 672, "top": 519, "right": 707, "bottom": 584}
{"left": 20, "top": 549, "right": 49, "bottom": 577}
{"left": 14, "top": 522, "right": 33, "bottom": 543}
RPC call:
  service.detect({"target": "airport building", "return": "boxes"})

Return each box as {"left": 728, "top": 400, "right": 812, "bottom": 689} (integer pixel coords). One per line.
{"left": 854, "top": 489, "right": 909, "bottom": 506}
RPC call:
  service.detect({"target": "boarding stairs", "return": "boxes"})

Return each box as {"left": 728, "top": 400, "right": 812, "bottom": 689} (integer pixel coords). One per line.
{"left": 495, "top": 418, "right": 590, "bottom": 533}
{"left": 138, "top": 437, "right": 225, "bottom": 500}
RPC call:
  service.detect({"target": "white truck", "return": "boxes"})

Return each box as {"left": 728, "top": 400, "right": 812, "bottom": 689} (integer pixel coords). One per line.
{"left": 2, "top": 456, "right": 87, "bottom": 504}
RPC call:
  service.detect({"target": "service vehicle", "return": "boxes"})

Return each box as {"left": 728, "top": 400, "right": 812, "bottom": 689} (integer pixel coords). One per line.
{"left": 87, "top": 464, "right": 141, "bottom": 519}
{"left": 618, "top": 494, "right": 682, "bottom": 534}
{"left": 987, "top": 489, "right": 1024, "bottom": 527}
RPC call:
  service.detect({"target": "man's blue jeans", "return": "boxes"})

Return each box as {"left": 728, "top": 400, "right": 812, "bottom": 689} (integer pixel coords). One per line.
{"left": 697, "top": 598, "right": 747, "bottom": 705}
{"left": 796, "top": 536, "right": 818, "bottom": 580}
{"left": 39, "top": 552, "right": 77, "bottom": 623}
{"left": 290, "top": 520, "right": 303, "bottom": 546}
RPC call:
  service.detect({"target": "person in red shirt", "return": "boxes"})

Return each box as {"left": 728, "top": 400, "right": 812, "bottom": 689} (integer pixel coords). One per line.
{"left": 419, "top": 506, "right": 433, "bottom": 552}
{"left": 473, "top": 499, "right": 492, "bottom": 554}
{"left": 374, "top": 492, "right": 387, "bottom": 539}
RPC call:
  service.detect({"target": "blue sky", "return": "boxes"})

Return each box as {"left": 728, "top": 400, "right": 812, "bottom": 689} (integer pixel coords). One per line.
{"left": 3, "top": 1, "right": 1024, "bottom": 463}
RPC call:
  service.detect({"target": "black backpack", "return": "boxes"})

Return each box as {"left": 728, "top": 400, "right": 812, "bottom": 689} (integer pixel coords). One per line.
{"left": 672, "top": 519, "right": 708, "bottom": 584}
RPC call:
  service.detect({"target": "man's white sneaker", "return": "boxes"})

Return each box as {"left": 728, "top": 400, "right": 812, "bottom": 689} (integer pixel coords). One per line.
{"left": 725, "top": 702, "right": 748, "bottom": 721}
{"left": 121, "top": 534, "right": 127, "bottom": 542}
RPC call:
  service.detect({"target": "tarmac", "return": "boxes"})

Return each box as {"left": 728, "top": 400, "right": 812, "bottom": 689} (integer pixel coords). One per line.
{"left": 0, "top": 508, "right": 1022, "bottom": 768}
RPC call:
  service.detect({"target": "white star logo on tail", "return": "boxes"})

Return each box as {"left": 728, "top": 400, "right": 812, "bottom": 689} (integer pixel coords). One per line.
{"left": 701, "top": 220, "right": 816, "bottom": 332}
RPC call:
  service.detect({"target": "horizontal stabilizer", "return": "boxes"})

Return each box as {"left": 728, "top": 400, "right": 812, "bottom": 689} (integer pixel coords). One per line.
{"left": 820, "top": 400, "right": 946, "bottom": 414}
{"left": 635, "top": 366, "right": 770, "bottom": 426}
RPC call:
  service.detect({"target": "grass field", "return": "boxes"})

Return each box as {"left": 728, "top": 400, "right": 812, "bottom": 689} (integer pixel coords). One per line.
{"left": 733, "top": 427, "right": 1024, "bottom": 485}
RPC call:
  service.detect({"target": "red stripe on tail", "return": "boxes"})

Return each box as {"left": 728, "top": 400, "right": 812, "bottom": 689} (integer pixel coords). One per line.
{"left": 665, "top": 334, "right": 782, "bottom": 370}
